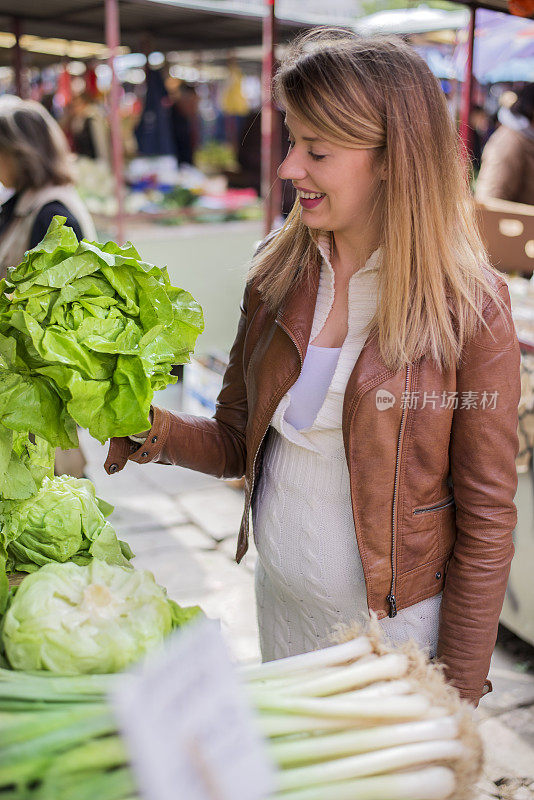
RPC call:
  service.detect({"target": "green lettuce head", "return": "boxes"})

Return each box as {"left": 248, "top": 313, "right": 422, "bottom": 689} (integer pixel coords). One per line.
{"left": 1, "top": 475, "right": 132, "bottom": 574}
{"left": 1, "top": 560, "right": 197, "bottom": 673}
{"left": 0, "top": 216, "right": 204, "bottom": 444}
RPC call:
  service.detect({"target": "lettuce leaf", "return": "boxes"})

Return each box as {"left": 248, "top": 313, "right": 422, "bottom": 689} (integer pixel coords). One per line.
{"left": 0, "top": 216, "right": 204, "bottom": 444}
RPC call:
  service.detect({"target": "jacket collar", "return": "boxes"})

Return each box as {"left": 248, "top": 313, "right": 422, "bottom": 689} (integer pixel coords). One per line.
{"left": 275, "top": 265, "right": 319, "bottom": 361}
{"left": 275, "top": 234, "right": 394, "bottom": 390}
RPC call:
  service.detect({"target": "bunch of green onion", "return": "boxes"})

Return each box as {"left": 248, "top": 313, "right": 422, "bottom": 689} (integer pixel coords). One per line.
{"left": 244, "top": 631, "right": 481, "bottom": 799}
{"left": 0, "top": 630, "right": 481, "bottom": 800}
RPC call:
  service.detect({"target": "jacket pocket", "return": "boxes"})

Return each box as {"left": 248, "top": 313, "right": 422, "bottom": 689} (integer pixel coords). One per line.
{"left": 400, "top": 495, "right": 456, "bottom": 574}
{"left": 413, "top": 494, "right": 455, "bottom": 515}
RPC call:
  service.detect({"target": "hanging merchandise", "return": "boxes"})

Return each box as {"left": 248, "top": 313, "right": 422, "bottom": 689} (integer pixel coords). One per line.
{"left": 221, "top": 61, "right": 250, "bottom": 117}
{"left": 135, "top": 68, "right": 175, "bottom": 157}
{"left": 56, "top": 65, "right": 72, "bottom": 109}
{"left": 85, "top": 60, "right": 99, "bottom": 100}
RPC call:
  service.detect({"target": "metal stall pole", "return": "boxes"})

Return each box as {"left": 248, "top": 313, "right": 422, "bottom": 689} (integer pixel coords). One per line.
{"left": 459, "top": 6, "right": 476, "bottom": 161}
{"left": 261, "top": 0, "right": 280, "bottom": 236}
{"left": 12, "top": 17, "right": 24, "bottom": 98}
{"left": 105, "top": 0, "right": 126, "bottom": 244}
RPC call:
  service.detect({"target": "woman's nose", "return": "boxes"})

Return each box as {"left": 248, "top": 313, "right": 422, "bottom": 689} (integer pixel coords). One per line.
{"left": 277, "top": 149, "right": 307, "bottom": 181}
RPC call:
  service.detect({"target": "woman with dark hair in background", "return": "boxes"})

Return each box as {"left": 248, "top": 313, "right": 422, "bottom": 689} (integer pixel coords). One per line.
{"left": 0, "top": 96, "right": 96, "bottom": 278}
{"left": 0, "top": 96, "right": 96, "bottom": 477}
{"left": 475, "top": 83, "right": 534, "bottom": 206}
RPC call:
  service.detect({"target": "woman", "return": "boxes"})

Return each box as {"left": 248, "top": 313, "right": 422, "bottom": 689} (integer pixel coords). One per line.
{"left": 0, "top": 96, "right": 96, "bottom": 278}
{"left": 106, "top": 30, "right": 520, "bottom": 707}
{"left": 0, "top": 96, "right": 96, "bottom": 478}
{"left": 475, "top": 83, "right": 534, "bottom": 206}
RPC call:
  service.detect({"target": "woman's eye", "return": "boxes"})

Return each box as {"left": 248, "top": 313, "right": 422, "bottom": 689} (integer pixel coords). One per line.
{"left": 286, "top": 139, "right": 326, "bottom": 161}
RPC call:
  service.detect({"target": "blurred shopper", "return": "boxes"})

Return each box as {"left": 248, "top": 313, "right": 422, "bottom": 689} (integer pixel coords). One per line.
{"left": 135, "top": 69, "right": 174, "bottom": 157}
{"left": 63, "top": 92, "right": 110, "bottom": 161}
{"left": 0, "top": 97, "right": 95, "bottom": 275}
{"left": 475, "top": 83, "right": 534, "bottom": 205}
{"left": 469, "top": 105, "right": 491, "bottom": 174}
{"left": 169, "top": 83, "right": 199, "bottom": 166}
{"left": 0, "top": 96, "right": 96, "bottom": 478}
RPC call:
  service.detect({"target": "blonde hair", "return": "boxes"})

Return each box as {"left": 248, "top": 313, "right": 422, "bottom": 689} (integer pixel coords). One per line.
{"left": 249, "top": 28, "right": 509, "bottom": 371}
{"left": 0, "top": 96, "right": 74, "bottom": 190}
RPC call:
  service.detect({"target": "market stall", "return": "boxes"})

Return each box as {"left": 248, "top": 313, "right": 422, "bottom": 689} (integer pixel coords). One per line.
{"left": 0, "top": 0, "right": 320, "bottom": 239}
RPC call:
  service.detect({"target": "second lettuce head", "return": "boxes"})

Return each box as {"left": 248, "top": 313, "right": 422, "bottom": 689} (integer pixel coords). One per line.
{"left": 2, "top": 560, "right": 202, "bottom": 673}
{"left": 2, "top": 474, "right": 132, "bottom": 574}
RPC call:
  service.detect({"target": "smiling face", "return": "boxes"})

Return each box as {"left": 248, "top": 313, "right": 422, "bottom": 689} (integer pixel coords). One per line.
{"left": 278, "top": 111, "right": 383, "bottom": 237}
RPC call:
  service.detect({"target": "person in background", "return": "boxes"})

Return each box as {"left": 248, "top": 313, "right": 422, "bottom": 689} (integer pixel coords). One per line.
{"left": 468, "top": 105, "right": 491, "bottom": 175}
{"left": 169, "top": 83, "right": 199, "bottom": 166}
{"left": 0, "top": 96, "right": 96, "bottom": 272}
{"left": 0, "top": 96, "right": 96, "bottom": 478}
{"left": 475, "top": 83, "right": 534, "bottom": 206}
{"left": 63, "top": 92, "right": 109, "bottom": 162}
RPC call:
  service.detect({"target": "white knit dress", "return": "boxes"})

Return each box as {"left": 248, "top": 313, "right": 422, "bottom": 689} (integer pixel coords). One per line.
{"left": 252, "top": 236, "right": 442, "bottom": 662}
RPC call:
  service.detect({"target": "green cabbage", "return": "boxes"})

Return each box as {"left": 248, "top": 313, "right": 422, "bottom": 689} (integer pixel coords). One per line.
{"left": 0, "top": 216, "right": 204, "bottom": 445}
{"left": 1, "top": 475, "right": 132, "bottom": 575}
{"left": 2, "top": 560, "right": 200, "bottom": 673}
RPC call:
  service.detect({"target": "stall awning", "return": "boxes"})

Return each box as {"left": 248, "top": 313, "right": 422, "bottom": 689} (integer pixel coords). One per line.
{"left": 0, "top": 0, "right": 310, "bottom": 53}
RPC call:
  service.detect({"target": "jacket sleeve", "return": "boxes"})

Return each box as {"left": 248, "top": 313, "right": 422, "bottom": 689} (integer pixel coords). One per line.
{"left": 104, "top": 283, "right": 250, "bottom": 479}
{"left": 437, "top": 283, "right": 520, "bottom": 706}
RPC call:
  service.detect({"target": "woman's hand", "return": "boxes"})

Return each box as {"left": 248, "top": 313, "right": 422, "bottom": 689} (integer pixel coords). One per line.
{"left": 129, "top": 410, "right": 154, "bottom": 442}
{"left": 104, "top": 409, "right": 155, "bottom": 474}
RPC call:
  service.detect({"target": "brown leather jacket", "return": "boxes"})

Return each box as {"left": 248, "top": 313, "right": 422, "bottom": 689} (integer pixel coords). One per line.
{"left": 106, "top": 265, "right": 520, "bottom": 706}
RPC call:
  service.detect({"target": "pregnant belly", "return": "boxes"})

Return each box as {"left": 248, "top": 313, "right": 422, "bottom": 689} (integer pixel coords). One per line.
{"left": 252, "top": 467, "right": 367, "bottom": 610}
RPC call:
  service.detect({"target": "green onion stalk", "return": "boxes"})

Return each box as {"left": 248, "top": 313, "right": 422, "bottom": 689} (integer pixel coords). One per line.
{"left": 0, "top": 626, "right": 482, "bottom": 800}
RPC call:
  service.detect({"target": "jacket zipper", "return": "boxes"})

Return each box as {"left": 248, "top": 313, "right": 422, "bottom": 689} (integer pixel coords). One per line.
{"left": 244, "top": 319, "right": 304, "bottom": 535}
{"left": 413, "top": 496, "right": 455, "bottom": 515}
{"left": 387, "top": 364, "right": 411, "bottom": 618}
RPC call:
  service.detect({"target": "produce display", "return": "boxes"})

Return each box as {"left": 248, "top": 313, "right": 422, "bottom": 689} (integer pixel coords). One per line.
{"left": 0, "top": 217, "right": 204, "bottom": 607}
{"left": 0, "top": 217, "right": 206, "bottom": 795}
{"left": 0, "top": 629, "right": 482, "bottom": 800}
{"left": 78, "top": 155, "right": 261, "bottom": 224}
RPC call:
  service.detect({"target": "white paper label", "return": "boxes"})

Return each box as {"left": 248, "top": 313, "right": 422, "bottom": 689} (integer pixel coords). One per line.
{"left": 112, "top": 618, "right": 275, "bottom": 800}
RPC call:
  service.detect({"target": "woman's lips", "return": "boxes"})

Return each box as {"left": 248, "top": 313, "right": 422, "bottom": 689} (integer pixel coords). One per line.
{"left": 299, "top": 195, "right": 325, "bottom": 210}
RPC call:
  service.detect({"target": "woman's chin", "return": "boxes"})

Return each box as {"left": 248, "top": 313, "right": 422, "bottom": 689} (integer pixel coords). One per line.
{"left": 301, "top": 212, "right": 327, "bottom": 230}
